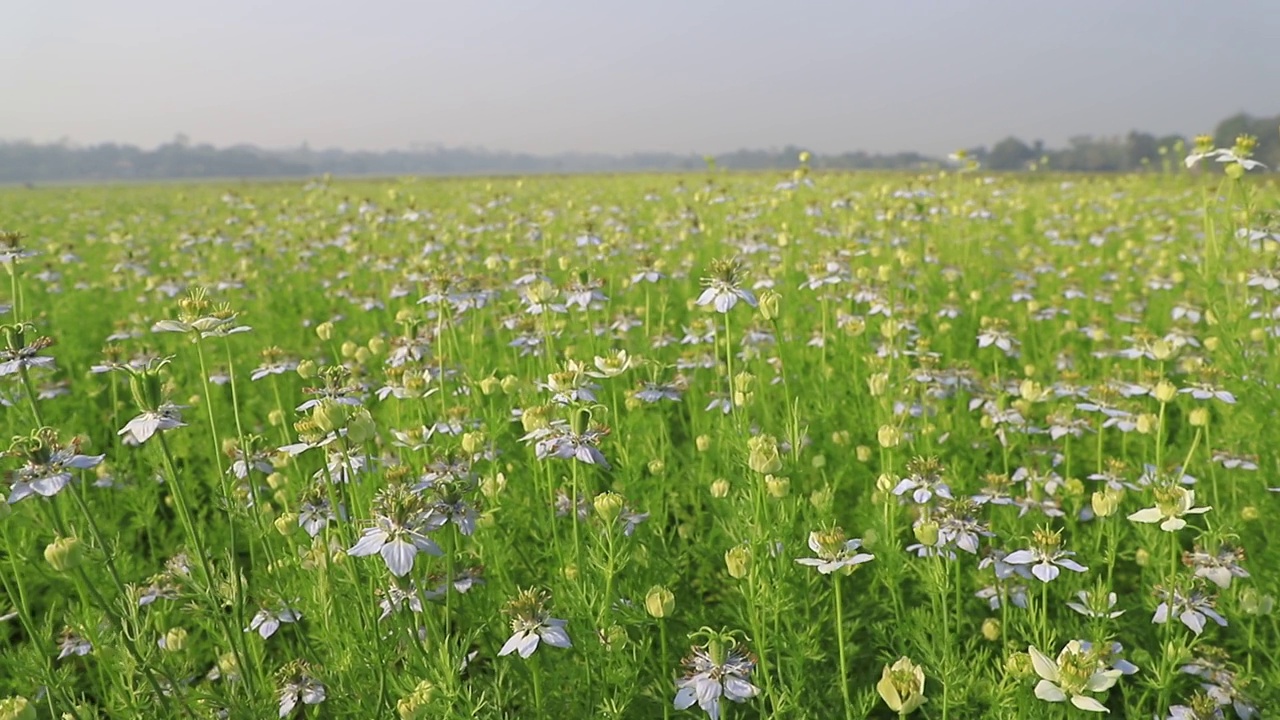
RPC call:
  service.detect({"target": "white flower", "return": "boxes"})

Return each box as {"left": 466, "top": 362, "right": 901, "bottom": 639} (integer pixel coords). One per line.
{"left": 1127, "top": 487, "right": 1210, "bottom": 532}
{"left": 347, "top": 517, "right": 442, "bottom": 577}
{"left": 1029, "top": 642, "right": 1121, "bottom": 713}
{"left": 118, "top": 404, "right": 187, "bottom": 446}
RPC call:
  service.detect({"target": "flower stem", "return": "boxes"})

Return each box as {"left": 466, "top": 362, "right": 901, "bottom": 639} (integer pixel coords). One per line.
{"left": 834, "top": 574, "right": 853, "bottom": 720}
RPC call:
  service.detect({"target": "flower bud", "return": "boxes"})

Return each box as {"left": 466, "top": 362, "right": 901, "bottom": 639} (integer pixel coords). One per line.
{"left": 340, "top": 340, "right": 357, "bottom": 358}
{"left": 647, "top": 458, "right": 665, "bottom": 475}
{"left": 267, "top": 471, "right": 287, "bottom": 490}
{"left": 345, "top": 408, "right": 377, "bottom": 444}
{"left": 1004, "top": 651, "right": 1032, "bottom": 679}
{"left": 461, "top": 431, "right": 486, "bottom": 455}
{"left": 481, "top": 472, "right": 507, "bottom": 500}
{"left": 1135, "top": 413, "right": 1157, "bottom": 435}
{"left": 868, "top": 372, "right": 889, "bottom": 397}
{"left": 593, "top": 492, "right": 625, "bottom": 522}
{"left": 1091, "top": 489, "right": 1121, "bottom": 518}
{"left": 161, "top": 627, "right": 187, "bottom": 653}
{"left": 268, "top": 408, "right": 286, "bottom": 427}
{"left": 315, "top": 322, "right": 334, "bottom": 341}
{"left": 759, "top": 290, "right": 781, "bottom": 321}
{"left": 645, "top": 585, "right": 675, "bottom": 619}
{"left": 876, "top": 473, "right": 896, "bottom": 493}
{"left": 500, "top": 375, "right": 520, "bottom": 394}
{"left": 354, "top": 347, "right": 372, "bottom": 365}
{"left": 1153, "top": 379, "right": 1178, "bottom": 403}
{"left": 981, "top": 618, "right": 1001, "bottom": 642}
{"left": 810, "top": 486, "right": 834, "bottom": 514}
{"left": 562, "top": 564, "right": 579, "bottom": 582}
{"left": 876, "top": 656, "right": 927, "bottom": 715}
{"left": 913, "top": 521, "right": 939, "bottom": 547}
{"left": 1242, "top": 506, "right": 1259, "bottom": 522}
{"left": 855, "top": 445, "right": 872, "bottom": 462}
{"left": 747, "top": 435, "right": 782, "bottom": 474}
{"left": 367, "top": 336, "right": 386, "bottom": 355}
{"left": 479, "top": 376, "right": 501, "bottom": 396}
{"left": 710, "top": 478, "right": 730, "bottom": 498}
{"left": 877, "top": 425, "right": 901, "bottom": 448}
{"left": 724, "top": 545, "right": 752, "bottom": 579}
{"left": 274, "top": 512, "right": 299, "bottom": 536}
{"left": 696, "top": 435, "right": 711, "bottom": 453}
{"left": 0, "top": 696, "right": 35, "bottom": 720}
{"left": 1135, "top": 547, "right": 1151, "bottom": 567}
{"left": 765, "top": 475, "right": 790, "bottom": 498}
{"left": 44, "top": 536, "right": 84, "bottom": 572}
{"left": 296, "top": 359, "right": 316, "bottom": 379}
{"left": 1240, "top": 588, "right": 1275, "bottom": 616}
{"left": 1189, "top": 407, "right": 1210, "bottom": 427}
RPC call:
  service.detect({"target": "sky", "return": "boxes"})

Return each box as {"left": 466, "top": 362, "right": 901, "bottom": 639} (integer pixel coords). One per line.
{"left": 4, "top": 1, "right": 1279, "bottom": 157}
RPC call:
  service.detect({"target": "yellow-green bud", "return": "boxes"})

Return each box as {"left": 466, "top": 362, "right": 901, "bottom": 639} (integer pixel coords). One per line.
{"left": 161, "top": 627, "right": 188, "bottom": 653}
{"left": 645, "top": 585, "right": 675, "bottom": 619}
{"left": 765, "top": 475, "right": 790, "bottom": 498}
{"left": 724, "top": 545, "right": 752, "bottom": 579}
{"left": 710, "top": 478, "right": 730, "bottom": 498}
{"left": 1091, "top": 489, "right": 1121, "bottom": 518}
{"left": 982, "top": 618, "right": 1001, "bottom": 642}
{"left": 296, "top": 359, "right": 317, "bottom": 379}
{"left": 1135, "top": 548, "right": 1151, "bottom": 567}
{"left": 810, "top": 486, "right": 834, "bottom": 514}
{"left": 1005, "top": 651, "right": 1033, "bottom": 679}
{"left": 747, "top": 435, "right": 782, "bottom": 474}
{"left": 647, "top": 458, "right": 666, "bottom": 475}
{"left": 44, "top": 536, "right": 83, "bottom": 572}
{"left": 868, "top": 372, "right": 889, "bottom": 397}
{"left": 367, "top": 336, "right": 386, "bottom": 355}
{"left": 315, "top": 322, "right": 334, "bottom": 341}
{"left": 0, "top": 696, "right": 35, "bottom": 720}
{"left": 876, "top": 656, "right": 927, "bottom": 715}
{"left": 759, "top": 290, "right": 781, "bottom": 321}
{"left": 1153, "top": 379, "right": 1178, "bottom": 403}
{"left": 913, "top": 521, "right": 939, "bottom": 547}
{"left": 268, "top": 408, "right": 286, "bottom": 427}
{"left": 1240, "top": 588, "right": 1275, "bottom": 616}
{"left": 593, "top": 492, "right": 625, "bottom": 522}
{"left": 461, "top": 431, "right": 487, "bottom": 455}
{"left": 1189, "top": 407, "right": 1210, "bottom": 427}
{"left": 500, "top": 375, "right": 520, "bottom": 394}
{"left": 696, "top": 435, "right": 711, "bottom": 452}
{"left": 345, "top": 408, "right": 377, "bottom": 444}
{"left": 1242, "top": 506, "right": 1259, "bottom": 522}
{"left": 354, "top": 347, "right": 372, "bottom": 365}
{"left": 856, "top": 445, "right": 872, "bottom": 462}
{"left": 274, "top": 512, "right": 299, "bottom": 536}
{"left": 877, "top": 425, "right": 901, "bottom": 448}
{"left": 479, "top": 376, "right": 501, "bottom": 396}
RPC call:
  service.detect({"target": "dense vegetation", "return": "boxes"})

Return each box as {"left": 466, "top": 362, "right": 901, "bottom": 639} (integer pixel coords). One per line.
{"left": 0, "top": 142, "right": 1278, "bottom": 718}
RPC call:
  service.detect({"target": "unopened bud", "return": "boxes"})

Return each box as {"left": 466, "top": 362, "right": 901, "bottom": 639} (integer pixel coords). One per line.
{"left": 44, "top": 536, "right": 83, "bottom": 572}
{"left": 645, "top": 585, "right": 675, "bottom": 619}
{"left": 724, "top": 545, "right": 752, "bottom": 579}
{"left": 315, "top": 322, "right": 334, "bottom": 341}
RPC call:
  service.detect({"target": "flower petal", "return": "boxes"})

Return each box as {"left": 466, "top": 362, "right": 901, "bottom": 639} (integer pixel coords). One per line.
{"left": 1070, "top": 694, "right": 1110, "bottom": 713}
{"left": 1028, "top": 646, "right": 1059, "bottom": 682}
{"left": 1034, "top": 679, "right": 1066, "bottom": 702}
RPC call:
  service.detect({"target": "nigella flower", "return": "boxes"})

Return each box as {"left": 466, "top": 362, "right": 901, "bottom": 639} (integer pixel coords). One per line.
{"left": 250, "top": 347, "right": 299, "bottom": 381}
{"left": 586, "top": 349, "right": 636, "bottom": 379}
{"left": 0, "top": 323, "right": 57, "bottom": 377}
{"left": 1003, "top": 528, "right": 1088, "bottom": 582}
{"left": 4, "top": 429, "right": 105, "bottom": 504}
{"left": 118, "top": 404, "right": 187, "bottom": 446}
{"left": 1028, "top": 641, "right": 1122, "bottom": 713}
{"left": 1075, "top": 641, "right": 1138, "bottom": 676}
{"left": 57, "top": 628, "right": 93, "bottom": 660}
{"left": 377, "top": 580, "right": 425, "bottom": 621}
{"left": 1180, "top": 647, "right": 1258, "bottom": 719}
{"left": 635, "top": 381, "right": 685, "bottom": 403}
{"left": 347, "top": 484, "right": 444, "bottom": 577}
{"left": 1179, "top": 383, "right": 1235, "bottom": 404}
{"left": 276, "top": 660, "right": 326, "bottom": 718}
{"left": 246, "top": 603, "right": 302, "bottom": 639}
{"left": 1153, "top": 584, "right": 1227, "bottom": 635}
{"left": 936, "top": 499, "right": 994, "bottom": 554}
{"left": 1184, "top": 544, "right": 1249, "bottom": 589}
{"left": 697, "top": 258, "right": 757, "bottom": 313}
{"left": 1066, "top": 588, "right": 1124, "bottom": 619}
{"left": 795, "top": 527, "right": 874, "bottom": 575}
{"left": 297, "top": 495, "right": 342, "bottom": 538}
{"left": 674, "top": 629, "right": 760, "bottom": 719}
{"left": 1166, "top": 691, "right": 1227, "bottom": 719}
{"left": 892, "top": 457, "right": 953, "bottom": 504}
{"left": 526, "top": 421, "right": 611, "bottom": 469}
{"left": 498, "top": 588, "right": 571, "bottom": 659}
{"left": 1127, "top": 486, "right": 1211, "bottom": 532}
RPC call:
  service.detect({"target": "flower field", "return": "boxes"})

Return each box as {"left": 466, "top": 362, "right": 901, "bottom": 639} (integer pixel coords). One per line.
{"left": 1, "top": 145, "right": 1278, "bottom": 719}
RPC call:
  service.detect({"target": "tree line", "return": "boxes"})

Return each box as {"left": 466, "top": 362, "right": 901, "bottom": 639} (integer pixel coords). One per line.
{"left": 2, "top": 113, "right": 1276, "bottom": 184}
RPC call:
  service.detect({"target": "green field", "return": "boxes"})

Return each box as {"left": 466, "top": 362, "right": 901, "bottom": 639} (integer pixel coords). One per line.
{"left": 1, "top": 154, "right": 1277, "bottom": 719}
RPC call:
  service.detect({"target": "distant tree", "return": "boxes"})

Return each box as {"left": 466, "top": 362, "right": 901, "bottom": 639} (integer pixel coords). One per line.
{"left": 987, "top": 137, "right": 1035, "bottom": 170}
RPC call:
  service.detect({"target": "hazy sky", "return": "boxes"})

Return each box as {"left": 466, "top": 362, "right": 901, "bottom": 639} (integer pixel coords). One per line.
{"left": 5, "top": 1, "right": 1278, "bottom": 156}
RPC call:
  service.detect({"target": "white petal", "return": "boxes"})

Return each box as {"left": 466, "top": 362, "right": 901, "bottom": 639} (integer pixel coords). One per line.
{"left": 673, "top": 686, "right": 697, "bottom": 710}
{"left": 347, "top": 529, "right": 388, "bottom": 557}
{"left": 499, "top": 630, "right": 528, "bottom": 657}
{"left": 1028, "top": 647, "right": 1059, "bottom": 682}
{"left": 1034, "top": 679, "right": 1066, "bottom": 702}
{"left": 1003, "top": 550, "right": 1035, "bottom": 564}
{"left": 1127, "top": 507, "right": 1162, "bottom": 524}
{"left": 1070, "top": 694, "right": 1110, "bottom": 713}
{"left": 517, "top": 630, "right": 541, "bottom": 658}
{"left": 380, "top": 539, "right": 417, "bottom": 577}
{"left": 538, "top": 623, "right": 572, "bottom": 649}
